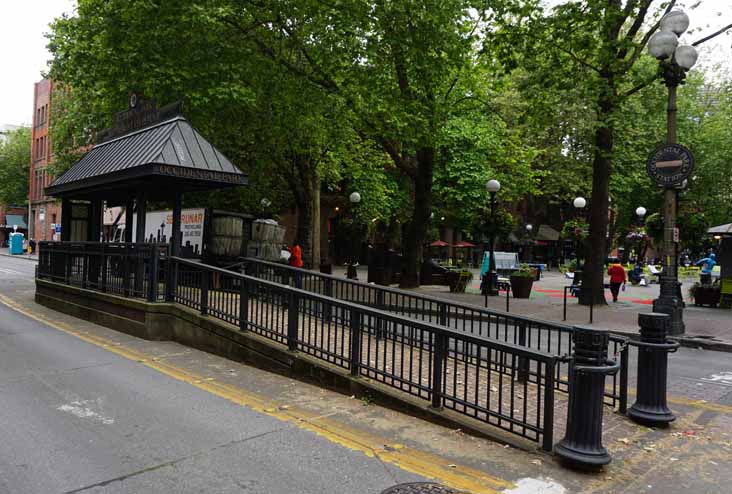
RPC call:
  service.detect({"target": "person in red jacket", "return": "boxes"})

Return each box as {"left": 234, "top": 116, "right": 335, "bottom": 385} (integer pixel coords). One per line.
{"left": 607, "top": 263, "right": 627, "bottom": 302}
{"left": 288, "top": 243, "right": 303, "bottom": 268}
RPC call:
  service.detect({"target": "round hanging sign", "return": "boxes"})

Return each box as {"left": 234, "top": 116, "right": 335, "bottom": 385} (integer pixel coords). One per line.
{"left": 647, "top": 143, "right": 694, "bottom": 187}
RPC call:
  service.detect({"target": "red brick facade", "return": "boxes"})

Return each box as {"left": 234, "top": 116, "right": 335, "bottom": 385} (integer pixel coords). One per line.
{"left": 29, "top": 79, "right": 61, "bottom": 241}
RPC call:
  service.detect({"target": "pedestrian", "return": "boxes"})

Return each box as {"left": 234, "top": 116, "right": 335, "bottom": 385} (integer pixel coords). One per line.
{"left": 695, "top": 252, "right": 716, "bottom": 285}
{"left": 607, "top": 262, "right": 627, "bottom": 302}
{"left": 287, "top": 243, "right": 303, "bottom": 288}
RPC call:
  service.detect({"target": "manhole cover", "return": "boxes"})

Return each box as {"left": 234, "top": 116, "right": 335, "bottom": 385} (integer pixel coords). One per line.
{"left": 380, "top": 482, "right": 464, "bottom": 494}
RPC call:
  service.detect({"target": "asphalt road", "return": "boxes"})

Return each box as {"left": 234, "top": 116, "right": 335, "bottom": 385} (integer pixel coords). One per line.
{"left": 0, "top": 257, "right": 425, "bottom": 494}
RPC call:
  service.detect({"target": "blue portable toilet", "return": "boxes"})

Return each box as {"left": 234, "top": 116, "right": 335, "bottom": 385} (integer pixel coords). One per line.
{"left": 9, "top": 232, "right": 25, "bottom": 255}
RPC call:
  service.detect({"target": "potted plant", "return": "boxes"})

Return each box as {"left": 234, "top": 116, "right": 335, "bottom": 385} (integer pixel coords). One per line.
{"left": 447, "top": 269, "right": 473, "bottom": 293}
{"left": 689, "top": 281, "right": 721, "bottom": 308}
{"left": 510, "top": 263, "right": 535, "bottom": 298}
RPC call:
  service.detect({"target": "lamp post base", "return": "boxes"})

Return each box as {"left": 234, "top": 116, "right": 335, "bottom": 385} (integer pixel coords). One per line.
{"left": 652, "top": 276, "right": 685, "bottom": 335}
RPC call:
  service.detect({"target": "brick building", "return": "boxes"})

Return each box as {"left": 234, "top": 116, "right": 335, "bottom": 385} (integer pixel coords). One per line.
{"left": 29, "top": 79, "right": 61, "bottom": 241}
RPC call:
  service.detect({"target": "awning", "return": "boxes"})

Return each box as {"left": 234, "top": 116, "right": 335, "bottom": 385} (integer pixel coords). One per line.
{"left": 3, "top": 215, "right": 27, "bottom": 229}
{"left": 708, "top": 223, "right": 732, "bottom": 236}
{"left": 45, "top": 116, "right": 247, "bottom": 201}
{"left": 536, "top": 224, "right": 560, "bottom": 241}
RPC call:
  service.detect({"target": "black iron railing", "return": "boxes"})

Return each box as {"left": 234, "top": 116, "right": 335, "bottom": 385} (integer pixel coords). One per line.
{"left": 240, "top": 258, "right": 628, "bottom": 412}
{"left": 37, "top": 241, "right": 168, "bottom": 302}
{"left": 171, "top": 257, "right": 557, "bottom": 450}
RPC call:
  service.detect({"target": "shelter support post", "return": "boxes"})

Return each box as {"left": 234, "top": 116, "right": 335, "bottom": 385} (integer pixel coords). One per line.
{"left": 88, "top": 200, "right": 103, "bottom": 286}
{"left": 171, "top": 193, "right": 182, "bottom": 256}
{"left": 125, "top": 197, "right": 134, "bottom": 243}
{"left": 134, "top": 194, "right": 147, "bottom": 295}
{"left": 60, "top": 199, "right": 72, "bottom": 242}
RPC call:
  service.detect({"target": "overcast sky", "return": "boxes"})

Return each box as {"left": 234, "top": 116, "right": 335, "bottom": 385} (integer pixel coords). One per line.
{"left": 1, "top": 0, "right": 730, "bottom": 127}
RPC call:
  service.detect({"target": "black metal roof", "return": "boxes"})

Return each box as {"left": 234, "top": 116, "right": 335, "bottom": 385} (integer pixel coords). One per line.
{"left": 46, "top": 116, "right": 247, "bottom": 199}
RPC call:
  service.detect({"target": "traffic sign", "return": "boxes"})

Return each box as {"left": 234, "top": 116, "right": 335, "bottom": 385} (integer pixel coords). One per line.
{"left": 647, "top": 143, "right": 694, "bottom": 187}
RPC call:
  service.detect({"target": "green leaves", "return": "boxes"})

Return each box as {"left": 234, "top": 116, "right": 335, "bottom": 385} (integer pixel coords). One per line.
{"left": 0, "top": 127, "right": 31, "bottom": 206}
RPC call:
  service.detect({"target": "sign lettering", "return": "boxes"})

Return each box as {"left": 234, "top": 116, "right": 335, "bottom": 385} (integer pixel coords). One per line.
{"left": 647, "top": 143, "right": 694, "bottom": 187}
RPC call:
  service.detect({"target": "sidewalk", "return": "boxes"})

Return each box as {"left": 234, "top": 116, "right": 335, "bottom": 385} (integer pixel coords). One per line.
{"left": 0, "top": 247, "right": 38, "bottom": 261}
{"left": 334, "top": 265, "right": 732, "bottom": 348}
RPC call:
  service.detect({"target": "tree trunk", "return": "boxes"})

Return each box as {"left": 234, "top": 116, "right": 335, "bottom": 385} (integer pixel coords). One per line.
{"left": 400, "top": 147, "right": 434, "bottom": 288}
{"left": 579, "top": 101, "right": 614, "bottom": 306}
{"left": 312, "top": 184, "right": 321, "bottom": 268}
{"left": 296, "top": 173, "right": 320, "bottom": 269}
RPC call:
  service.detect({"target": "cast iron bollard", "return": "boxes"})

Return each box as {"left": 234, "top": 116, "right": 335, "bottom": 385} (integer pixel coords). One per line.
{"left": 627, "top": 312, "right": 679, "bottom": 426}
{"left": 555, "top": 326, "right": 619, "bottom": 469}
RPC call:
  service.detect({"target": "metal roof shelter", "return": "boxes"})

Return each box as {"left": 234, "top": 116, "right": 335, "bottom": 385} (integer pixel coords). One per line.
{"left": 46, "top": 116, "right": 246, "bottom": 201}
{"left": 44, "top": 97, "right": 247, "bottom": 254}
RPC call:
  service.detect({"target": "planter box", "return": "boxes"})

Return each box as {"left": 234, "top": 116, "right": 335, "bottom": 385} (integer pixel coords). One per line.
{"left": 510, "top": 275, "right": 534, "bottom": 299}
{"left": 693, "top": 286, "right": 720, "bottom": 307}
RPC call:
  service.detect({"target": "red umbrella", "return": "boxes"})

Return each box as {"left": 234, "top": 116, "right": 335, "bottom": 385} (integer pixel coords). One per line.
{"left": 430, "top": 240, "right": 450, "bottom": 247}
{"left": 453, "top": 241, "right": 476, "bottom": 248}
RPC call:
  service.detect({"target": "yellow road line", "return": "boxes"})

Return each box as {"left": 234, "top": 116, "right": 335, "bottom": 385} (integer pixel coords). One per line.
{"left": 0, "top": 293, "right": 511, "bottom": 494}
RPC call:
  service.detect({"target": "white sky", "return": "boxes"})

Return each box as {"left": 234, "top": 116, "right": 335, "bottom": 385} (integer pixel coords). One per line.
{"left": 0, "top": 0, "right": 730, "bottom": 126}
{"left": 0, "top": 0, "right": 76, "bottom": 126}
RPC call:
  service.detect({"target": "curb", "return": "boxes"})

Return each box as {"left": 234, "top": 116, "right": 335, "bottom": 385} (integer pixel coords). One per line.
{"left": 0, "top": 252, "right": 38, "bottom": 262}
{"left": 610, "top": 328, "right": 732, "bottom": 354}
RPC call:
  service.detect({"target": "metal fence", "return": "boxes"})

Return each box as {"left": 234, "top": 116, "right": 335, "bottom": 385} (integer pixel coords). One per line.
{"left": 240, "top": 258, "right": 628, "bottom": 412}
{"left": 171, "top": 257, "right": 557, "bottom": 450}
{"left": 37, "top": 241, "right": 168, "bottom": 302}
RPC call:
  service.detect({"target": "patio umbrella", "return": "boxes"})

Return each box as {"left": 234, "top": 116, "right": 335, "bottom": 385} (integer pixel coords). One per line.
{"left": 430, "top": 240, "right": 450, "bottom": 247}
{"left": 453, "top": 241, "right": 476, "bottom": 248}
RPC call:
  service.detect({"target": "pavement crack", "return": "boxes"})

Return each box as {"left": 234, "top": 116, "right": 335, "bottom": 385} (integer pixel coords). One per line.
{"left": 60, "top": 428, "right": 287, "bottom": 493}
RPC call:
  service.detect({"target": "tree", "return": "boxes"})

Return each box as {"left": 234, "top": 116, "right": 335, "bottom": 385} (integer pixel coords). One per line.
{"left": 221, "top": 0, "right": 494, "bottom": 286}
{"left": 490, "top": 0, "right": 731, "bottom": 304}
{"left": 0, "top": 127, "right": 31, "bottom": 206}
{"left": 47, "top": 0, "right": 356, "bottom": 268}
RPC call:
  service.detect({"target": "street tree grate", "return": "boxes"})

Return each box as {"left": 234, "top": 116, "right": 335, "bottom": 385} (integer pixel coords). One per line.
{"left": 380, "top": 482, "right": 465, "bottom": 494}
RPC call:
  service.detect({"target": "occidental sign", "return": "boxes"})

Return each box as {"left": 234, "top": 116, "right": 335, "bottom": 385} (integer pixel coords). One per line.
{"left": 647, "top": 143, "right": 694, "bottom": 187}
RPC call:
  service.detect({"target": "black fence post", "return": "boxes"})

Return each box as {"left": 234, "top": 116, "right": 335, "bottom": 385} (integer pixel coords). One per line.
{"left": 431, "top": 332, "right": 447, "bottom": 409}
{"left": 239, "top": 278, "right": 249, "bottom": 332}
{"left": 81, "top": 244, "right": 88, "bottom": 289}
{"left": 628, "top": 312, "right": 678, "bottom": 426}
{"left": 147, "top": 244, "right": 159, "bottom": 302}
{"left": 123, "top": 244, "right": 132, "bottom": 297}
{"left": 555, "top": 326, "right": 619, "bottom": 469}
{"left": 165, "top": 257, "right": 177, "bottom": 302}
{"left": 287, "top": 291, "right": 299, "bottom": 352}
{"left": 349, "top": 310, "right": 362, "bottom": 376}
{"left": 542, "top": 359, "right": 556, "bottom": 452}
{"left": 563, "top": 286, "right": 569, "bottom": 321}
{"left": 100, "top": 243, "right": 108, "bottom": 293}
{"left": 438, "top": 303, "right": 448, "bottom": 327}
{"left": 200, "top": 269, "right": 209, "bottom": 316}
{"left": 322, "top": 277, "right": 333, "bottom": 322}
{"left": 619, "top": 343, "right": 629, "bottom": 414}
{"left": 376, "top": 290, "right": 385, "bottom": 339}
{"left": 517, "top": 322, "right": 529, "bottom": 383}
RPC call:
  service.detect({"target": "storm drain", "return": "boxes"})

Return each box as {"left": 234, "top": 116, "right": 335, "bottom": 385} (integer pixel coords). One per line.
{"left": 380, "top": 482, "right": 465, "bottom": 494}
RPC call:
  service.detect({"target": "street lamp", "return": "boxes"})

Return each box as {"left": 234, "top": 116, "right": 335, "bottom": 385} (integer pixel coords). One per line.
{"left": 347, "top": 191, "right": 361, "bottom": 279}
{"left": 484, "top": 179, "right": 501, "bottom": 296}
{"left": 573, "top": 196, "right": 586, "bottom": 271}
{"left": 647, "top": 9, "right": 699, "bottom": 335}
{"left": 635, "top": 206, "right": 647, "bottom": 223}
{"left": 525, "top": 223, "right": 533, "bottom": 263}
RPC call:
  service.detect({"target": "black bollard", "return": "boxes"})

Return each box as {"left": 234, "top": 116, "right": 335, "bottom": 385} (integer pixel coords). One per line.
{"left": 555, "top": 326, "right": 619, "bottom": 469}
{"left": 627, "top": 313, "right": 679, "bottom": 426}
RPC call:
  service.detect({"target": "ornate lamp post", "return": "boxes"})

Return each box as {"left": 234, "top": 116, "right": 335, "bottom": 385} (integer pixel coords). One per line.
{"left": 485, "top": 179, "right": 501, "bottom": 296}
{"left": 573, "top": 196, "right": 587, "bottom": 270}
{"left": 525, "top": 223, "right": 533, "bottom": 263}
{"left": 347, "top": 191, "right": 361, "bottom": 280}
{"left": 647, "top": 10, "right": 699, "bottom": 335}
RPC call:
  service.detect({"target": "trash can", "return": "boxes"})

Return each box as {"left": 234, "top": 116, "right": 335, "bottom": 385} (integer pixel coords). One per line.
{"left": 9, "top": 232, "right": 25, "bottom": 255}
